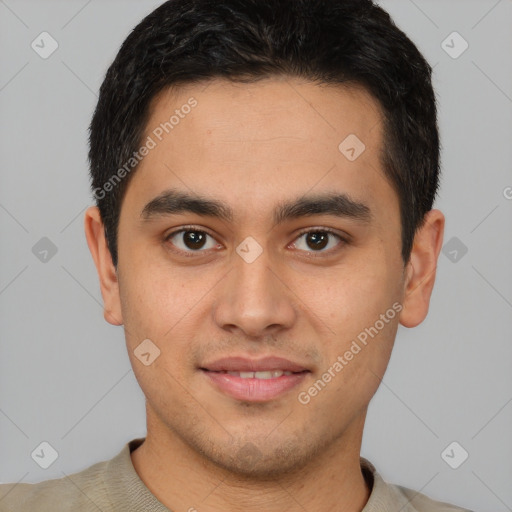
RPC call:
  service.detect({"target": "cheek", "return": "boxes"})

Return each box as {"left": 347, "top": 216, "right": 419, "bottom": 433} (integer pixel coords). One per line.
{"left": 302, "top": 257, "right": 401, "bottom": 394}
{"left": 117, "top": 257, "right": 211, "bottom": 375}
{"left": 117, "top": 242, "right": 188, "bottom": 332}
{"left": 119, "top": 271, "right": 197, "bottom": 402}
{"left": 307, "top": 259, "right": 399, "bottom": 334}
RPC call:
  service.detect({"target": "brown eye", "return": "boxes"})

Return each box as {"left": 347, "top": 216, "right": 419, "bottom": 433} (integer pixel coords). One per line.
{"left": 292, "top": 229, "right": 344, "bottom": 253}
{"left": 182, "top": 231, "right": 207, "bottom": 250}
{"left": 166, "top": 229, "right": 218, "bottom": 252}
{"left": 305, "top": 232, "right": 329, "bottom": 250}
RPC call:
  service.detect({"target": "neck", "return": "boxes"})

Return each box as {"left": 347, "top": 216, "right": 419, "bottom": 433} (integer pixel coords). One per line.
{"left": 131, "top": 413, "right": 371, "bottom": 512}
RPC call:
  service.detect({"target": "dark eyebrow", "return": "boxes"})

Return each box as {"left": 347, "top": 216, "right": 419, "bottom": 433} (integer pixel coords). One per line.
{"left": 140, "top": 188, "right": 372, "bottom": 225}
{"left": 140, "top": 189, "right": 233, "bottom": 222}
{"left": 273, "top": 192, "right": 372, "bottom": 225}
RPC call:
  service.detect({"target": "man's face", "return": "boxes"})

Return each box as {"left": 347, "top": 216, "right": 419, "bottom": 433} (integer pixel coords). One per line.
{"left": 113, "top": 78, "right": 407, "bottom": 475}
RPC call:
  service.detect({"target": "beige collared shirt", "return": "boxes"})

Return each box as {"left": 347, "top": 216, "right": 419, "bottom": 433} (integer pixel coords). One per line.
{"left": 0, "top": 438, "right": 473, "bottom": 511}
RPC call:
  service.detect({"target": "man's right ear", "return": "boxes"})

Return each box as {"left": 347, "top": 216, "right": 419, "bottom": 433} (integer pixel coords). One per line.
{"left": 84, "top": 206, "right": 124, "bottom": 326}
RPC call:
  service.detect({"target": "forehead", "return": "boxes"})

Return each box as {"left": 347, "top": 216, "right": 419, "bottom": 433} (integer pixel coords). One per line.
{"left": 122, "top": 77, "right": 395, "bottom": 224}
{"left": 147, "top": 76, "right": 383, "bottom": 152}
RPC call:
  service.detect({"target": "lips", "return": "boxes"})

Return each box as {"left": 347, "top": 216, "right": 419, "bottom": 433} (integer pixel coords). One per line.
{"left": 200, "top": 356, "right": 310, "bottom": 402}
{"left": 222, "top": 370, "right": 293, "bottom": 379}
{"left": 201, "top": 356, "right": 309, "bottom": 373}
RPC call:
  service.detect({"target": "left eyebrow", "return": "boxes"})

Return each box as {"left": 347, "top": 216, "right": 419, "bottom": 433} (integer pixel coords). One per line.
{"left": 139, "top": 188, "right": 372, "bottom": 225}
{"left": 272, "top": 192, "right": 372, "bottom": 225}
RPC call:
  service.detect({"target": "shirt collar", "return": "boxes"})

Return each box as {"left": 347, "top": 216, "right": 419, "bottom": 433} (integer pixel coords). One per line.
{"left": 103, "top": 439, "right": 421, "bottom": 512}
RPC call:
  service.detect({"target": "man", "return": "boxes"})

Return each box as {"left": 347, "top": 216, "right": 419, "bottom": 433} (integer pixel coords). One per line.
{"left": 0, "top": 0, "right": 474, "bottom": 510}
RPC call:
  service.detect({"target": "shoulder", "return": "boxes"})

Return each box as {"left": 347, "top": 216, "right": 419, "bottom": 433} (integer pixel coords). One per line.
{"left": 361, "top": 458, "right": 474, "bottom": 512}
{"left": 0, "top": 455, "right": 113, "bottom": 512}
{"left": 393, "top": 484, "right": 474, "bottom": 512}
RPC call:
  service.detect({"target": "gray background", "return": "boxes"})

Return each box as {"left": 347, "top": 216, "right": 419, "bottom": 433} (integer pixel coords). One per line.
{"left": 0, "top": 1, "right": 511, "bottom": 510}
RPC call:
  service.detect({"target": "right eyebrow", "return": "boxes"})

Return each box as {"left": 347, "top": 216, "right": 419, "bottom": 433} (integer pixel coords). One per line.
{"left": 140, "top": 189, "right": 233, "bottom": 223}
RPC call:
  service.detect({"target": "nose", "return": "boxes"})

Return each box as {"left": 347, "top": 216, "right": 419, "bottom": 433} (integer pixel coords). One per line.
{"left": 212, "top": 244, "right": 297, "bottom": 339}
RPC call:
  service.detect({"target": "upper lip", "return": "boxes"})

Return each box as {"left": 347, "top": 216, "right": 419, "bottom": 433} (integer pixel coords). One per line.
{"left": 201, "top": 356, "right": 309, "bottom": 373}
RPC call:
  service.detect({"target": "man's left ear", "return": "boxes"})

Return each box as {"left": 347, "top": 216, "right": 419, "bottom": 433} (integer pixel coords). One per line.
{"left": 399, "top": 209, "right": 445, "bottom": 328}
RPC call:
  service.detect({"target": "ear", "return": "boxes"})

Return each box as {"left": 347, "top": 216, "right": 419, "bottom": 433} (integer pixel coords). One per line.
{"left": 84, "top": 206, "right": 123, "bottom": 326}
{"left": 399, "top": 209, "right": 445, "bottom": 328}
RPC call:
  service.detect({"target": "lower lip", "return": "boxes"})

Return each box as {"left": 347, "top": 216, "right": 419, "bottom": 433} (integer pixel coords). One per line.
{"left": 202, "top": 370, "right": 308, "bottom": 402}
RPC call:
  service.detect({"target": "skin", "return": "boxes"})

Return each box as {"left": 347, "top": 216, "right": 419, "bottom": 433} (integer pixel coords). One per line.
{"left": 84, "top": 76, "right": 444, "bottom": 512}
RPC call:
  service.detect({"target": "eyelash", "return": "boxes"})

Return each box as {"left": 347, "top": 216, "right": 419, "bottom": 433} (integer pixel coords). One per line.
{"left": 163, "top": 225, "right": 348, "bottom": 258}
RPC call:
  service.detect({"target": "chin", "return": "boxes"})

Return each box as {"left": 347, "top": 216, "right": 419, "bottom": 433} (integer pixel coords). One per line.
{"left": 199, "top": 436, "right": 317, "bottom": 480}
